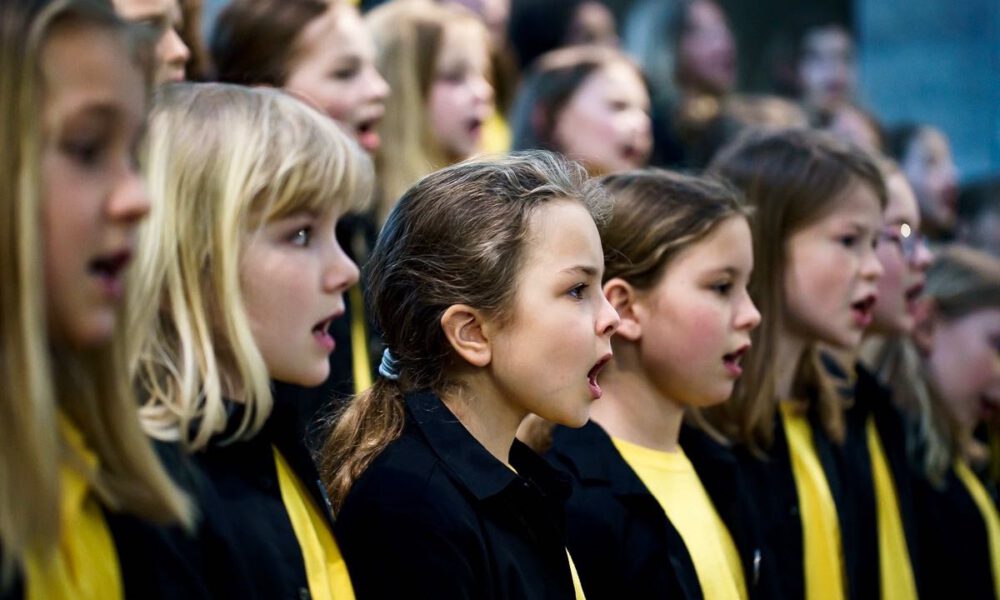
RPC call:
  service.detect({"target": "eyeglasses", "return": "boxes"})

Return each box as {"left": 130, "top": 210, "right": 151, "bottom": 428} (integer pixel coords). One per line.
{"left": 878, "top": 223, "right": 928, "bottom": 263}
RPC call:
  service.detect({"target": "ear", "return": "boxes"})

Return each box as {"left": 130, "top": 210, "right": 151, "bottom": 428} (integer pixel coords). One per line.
{"left": 603, "top": 278, "right": 642, "bottom": 341}
{"left": 440, "top": 304, "right": 492, "bottom": 368}
{"left": 911, "top": 297, "right": 937, "bottom": 355}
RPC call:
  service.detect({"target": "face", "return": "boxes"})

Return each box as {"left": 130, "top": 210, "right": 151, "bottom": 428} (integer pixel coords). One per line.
{"left": 565, "top": 1, "right": 619, "bottom": 47}
{"left": 783, "top": 182, "right": 883, "bottom": 350}
{"left": 902, "top": 129, "right": 959, "bottom": 235}
{"left": 240, "top": 208, "right": 359, "bottom": 387}
{"left": 827, "top": 105, "right": 881, "bottom": 153}
{"left": 927, "top": 308, "right": 1000, "bottom": 433}
{"left": 112, "top": 0, "right": 190, "bottom": 84}
{"left": 798, "top": 26, "right": 856, "bottom": 114}
{"left": 871, "top": 172, "right": 934, "bottom": 334}
{"left": 677, "top": 0, "right": 736, "bottom": 95}
{"left": 552, "top": 62, "right": 652, "bottom": 175}
{"left": 284, "top": 6, "right": 389, "bottom": 154}
{"left": 488, "top": 200, "right": 620, "bottom": 427}
{"left": 40, "top": 26, "right": 150, "bottom": 348}
{"left": 632, "top": 217, "right": 760, "bottom": 407}
{"left": 428, "top": 22, "right": 494, "bottom": 162}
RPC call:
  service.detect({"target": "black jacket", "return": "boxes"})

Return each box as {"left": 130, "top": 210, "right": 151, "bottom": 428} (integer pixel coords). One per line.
{"left": 547, "top": 420, "right": 779, "bottom": 600}
{"left": 912, "top": 450, "right": 999, "bottom": 598}
{"left": 335, "top": 389, "right": 578, "bottom": 600}
{"left": 191, "top": 399, "right": 338, "bottom": 600}
{"left": 736, "top": 401, "right": 876, "bottom": 600}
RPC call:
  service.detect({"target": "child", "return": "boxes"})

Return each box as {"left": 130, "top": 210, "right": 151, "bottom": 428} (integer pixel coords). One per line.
{"left": 906, "top": 246, "right": 1000, "bottom": 599}
{"left": 545, "top": 169, "right": 778, "bottom": 599}
{"left": 365, "top": 0, "right": 495, "bottom": 223}
{"left": 854, "top": 161, "right": 934, "bottom": 600}
{"left": 510, "top": 46, "right": 652, "bottom": 176}
{"left": 0, "top": 0, "right": 190, "bottom": 596}
{"left": 129, "top": 82, "right": 372, "bottom": 599}
{"left": 322, "top": 151, "right": 620, "bottom": 599}
{"left": 111, "top": 0, "right": 190, "bottom": 84}
{"left": 887, "top": 123, "right": 960, "bottom": 242}
{"left": 706, "top": 128, "right": 887, "bottom": 600}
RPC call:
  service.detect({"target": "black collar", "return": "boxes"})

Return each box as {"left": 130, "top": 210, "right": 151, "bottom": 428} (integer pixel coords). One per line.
{"left": 550, "top": 420, "right": 650, "bottom": 497}
{"left": 405, "top": 389, "right": 571, "bottom": 503}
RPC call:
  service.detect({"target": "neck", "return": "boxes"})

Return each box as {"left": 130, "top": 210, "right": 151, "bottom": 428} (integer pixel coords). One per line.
{"left": 441, "top": 375, "right": 524, "bottom": 465}
{"left": 774, "top": 327, "right": 807, "bottom": 401}
{"left": 589, "top": 346, "right": 685, "bottom": 452}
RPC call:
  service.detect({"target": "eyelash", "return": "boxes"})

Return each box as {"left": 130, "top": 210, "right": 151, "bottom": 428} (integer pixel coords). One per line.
{"left": 712, "top": 282, "right": 733, "bottom": 295}
{"left": 63, "top": 139, "right": 104, "bottom": 167}
{"left": 289, "top": 226, "right": 312, "bottom": 247}
{"left": 568, "top": 283, "right": 589, "bottom": 300}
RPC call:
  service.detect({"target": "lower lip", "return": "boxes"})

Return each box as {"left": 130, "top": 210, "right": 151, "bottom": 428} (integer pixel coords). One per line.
{"left": 588, "top": 377, "right": 602, "bottom": 400}
{"left": 852, "top": 308, "right": 873, "bottom": 328}
{"left": 96, "top": 273, "right": 124, "bottom": 301}
{"left": 313, "top": 329, "right": 335, "bottom": 352}
{"left": 357, "top": 129, "right": 381, "bottom": 153}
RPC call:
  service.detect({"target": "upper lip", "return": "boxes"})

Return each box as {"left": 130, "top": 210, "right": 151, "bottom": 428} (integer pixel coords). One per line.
{"left": 723, "top": 343, "right": 750, "bottom": 362}
{"left": 88, "top": 248, "right": 133, "bottom": 277}
{"left": 355, "top": 108, "right": 385, "bottom": 131}
{"left": 851, "top": 293, "right": 878, "bottom": 312}
{"left": 905, "top": 281, "right": 925, "bottom": 301}
{"left": 312, "top": 309, "right": 344, "bottom": 332}
{"left": 588, "top": 352, "right": 612, "bottom": 379}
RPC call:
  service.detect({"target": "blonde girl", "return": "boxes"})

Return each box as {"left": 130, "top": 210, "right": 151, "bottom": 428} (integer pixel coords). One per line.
{"left": 322, "top": 152, "right": 619, "bottom": 599}
{"left": 706, "top": 128, "right": 886, "bottom": 600}
{"left": 545, "top": 169, "right": 778, "bottom": 600}
{"left": 906, "top": 246, "right": 1000, "bottom": 599}
{"left": 0, "top": 0, "right": 190, "bottom": 596}
{"left": 365, "top": 0, "right": 494, "bottom": 224}
{"left": 129, "top": 82, "right": 371, "bottom": 599}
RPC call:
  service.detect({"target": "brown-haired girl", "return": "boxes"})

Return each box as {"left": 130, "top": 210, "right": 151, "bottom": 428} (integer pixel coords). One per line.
{"left": 322, "top": 151, "right": 620, "bottom": 599}
{"left": 0, "top": 0, "right": 191, "bottom": 596}
{"left": 546, "top": 169, "right": 780, "bottom": 599}
{"left": 706, "top": 128, "right": 887, "bottom": 600}
{"left": 510, "top": 45, "right": 652, "bottom": 176}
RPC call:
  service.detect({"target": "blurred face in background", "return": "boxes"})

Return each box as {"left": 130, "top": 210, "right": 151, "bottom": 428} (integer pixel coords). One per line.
{"left": 112, "top": 0, "right": 190, "bottom": 84}
{"left": 901, "top": 127, "right": 959, "bottom": 237}
{"left": 552, "top": 61, "right": 652, "bottom": 175}
{"left": 428, "top": 21, "right": 495, "bottom": 161}
{"left": 565, "top": 1, "right": 619, "bottom": 47}
{"left": 443, "top": 0, "right": 511, "bottom": 50}
{"left": 676, "top": 0, "right": 736, "bottom": 96}
{"left": 927, "top": 308, "right": 1000, "bottom": 433}
{"left": 798, "top": 25, "right": 856, "bottom": 115}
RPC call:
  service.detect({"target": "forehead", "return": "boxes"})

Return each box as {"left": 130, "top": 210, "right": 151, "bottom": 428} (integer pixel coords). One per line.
{"left": 297, "top": 5, "right": 369, "bottom": 56}
{"left": 112, "top": 0, "right": 173, "bottom": 19}
{"left": 520, "top": 199, "right": 602, "bottom": 271}
{"left": 804, "top": 27, "right": 852, "bottom": 54}
{"left": 822, "top": 181, "right": 882, "bottom": 223}
{"left": 438, "top": 19, "right": 487, "bottom": 61}
{"left": 575, "top": 62, "right": 647, "bottom": 101}
{"left": 42, "top": 25, "right": 145, "bottom": 130}
{"left": 884, "top": 172, "right": 920, "bottom": 224}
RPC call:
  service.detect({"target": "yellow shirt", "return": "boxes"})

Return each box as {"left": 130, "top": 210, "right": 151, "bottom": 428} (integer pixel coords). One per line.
{"left": 779, "top": 402, "right": 846, "bottom": 600}
{"left": 954, "top": 459, "right": 1000, "bottom": 600}
{"left": 480, "top": 112, "right": 511, "bottom": 155}
{"left": 24, "top": 416, "right": 122, "bottom": 600}
{"left": 613, "top": 437, "right": 747, "bottom": 600}
{"left": 566, "top": 551, "right": 587, "bottom": 600}
{"left": 273, "top": 447, "right": 355, "bottom": 600}
{"left": 866, "top": 417, "right": 918, "bottom": 600}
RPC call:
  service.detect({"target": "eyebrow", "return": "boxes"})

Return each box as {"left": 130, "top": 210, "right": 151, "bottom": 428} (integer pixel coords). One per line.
{"left": 560, "top": 265, "right": 600, "bottom": 277}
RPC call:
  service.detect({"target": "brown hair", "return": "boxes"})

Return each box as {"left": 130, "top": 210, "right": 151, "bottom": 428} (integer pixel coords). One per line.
{"left": 321, "top": 150, "right": 609, "bottom": 510}
{"left": 705, "top": 128, "right": 886, "bottom": 453}
{"left": 210, "top": 0, "right": 331, "bottom": 86}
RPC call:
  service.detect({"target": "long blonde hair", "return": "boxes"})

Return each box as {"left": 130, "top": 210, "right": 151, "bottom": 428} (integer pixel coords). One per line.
{"left": 366, "top": 0, "right": 489, "bottom": 224}
{"left": 129, "top": 83, "right": 372, "bottom": 452}
{"left": 0, "top": 0, "right": 190, "bottom": 579}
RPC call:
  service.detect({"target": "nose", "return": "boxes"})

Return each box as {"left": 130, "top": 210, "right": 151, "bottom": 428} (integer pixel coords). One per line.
{"left": 366, "top": 67, "right": 390, "bottom": 103}
{"left": 107, "top": 168, "right": 151, "bottom": 225}
{"left": 596, "top": 293, "right": 621, "bottom": 338}
{"left": 911, "top": 236, "right": 934, "bottom": 271}
{"left": 472, "top": 73, "right": 494, "bottom": 106}
{"left": 161, "top": 27, "right": 190, "bottom": 68}
{"left": 323, "top": 239, "right": 360, "bottom": 294}
{"left": 736, "top": 290, "right": 762, "bottom": 331}
{"left": 861, "top": 242, "right": 884, "bottom": 281}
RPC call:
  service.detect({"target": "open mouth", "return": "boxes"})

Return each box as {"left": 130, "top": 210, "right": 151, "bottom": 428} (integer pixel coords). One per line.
{"left": 355, "top": 116, "right": 382, "bottom": 152}
{"left": 88, "top": 250, "right": 132, "bottom": 299}
{"left": 466, "top": 117, "right": 484, "bottom": 137}
{"left": 311, "top": 316, "right": 336, "bottom": 352}
{"left": 905, "top": 282, "right": 925, "bottom": 303}
{"left": 587, "top": 354, "right": 612, "bottom": 399}
{"left": 722, "top": 345, "right": 749, "bottom": 377}
{"left": 851, "top": 294, "right": 878, "bottom": 327}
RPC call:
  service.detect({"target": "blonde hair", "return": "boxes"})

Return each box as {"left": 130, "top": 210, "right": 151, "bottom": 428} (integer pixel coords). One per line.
{"left": 366, "top": 0, "right": 488, "bottom": 224}
{"left": 0, "top": 0, "right": 190, "bottom": 579}
{"left": 129, "top": 82, "right": 372, "bottom": 452}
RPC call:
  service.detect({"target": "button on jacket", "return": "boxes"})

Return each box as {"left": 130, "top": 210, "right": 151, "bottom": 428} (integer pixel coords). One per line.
{"left": 335, "top": 389, "right": 578, "bottom": 600}
{"left": 547, "top": 420, "right": 779, "bottom": 600}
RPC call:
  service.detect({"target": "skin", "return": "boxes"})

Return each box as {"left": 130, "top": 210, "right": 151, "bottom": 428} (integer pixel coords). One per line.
{"left": 927, "top": 308, "right": 1000, "bottom": 434}
{"left": 870, "top": 172, "right": 934, "bottom": 335}
{"left": 41, "top": 25, "right": 151, "bottom": 348}
{"left": 798, "top": 25, "right": 856, "bottom": 115}
{"left": 240, "top": 207, "right": 359, "bottom": 387}
{"left": 677, "top": 0, "right": 737, "bottom": 96}
{"left": 552, "top": 61, "right": 652, "bottom": 175}
{"left": 444, "top": 200, "right": 620, "bottom": 462}
{"left": 284, "top": 5, "right": 390, "bottom": 154}
{"left": 777, "top": 182, "right": 883, "bottom": 396}
{"left": 565, "top": 1, "right": 619, "bottom": 47}
{"left": 593, "top": 216, "right": 760, "bottom": 452}
{"left": 112, "top": 0, "right": 190, "bottom": 84}
{"left": 901, "top": 128, "right": 959, "bottom": 238}
{"left": 427, "top": 21, "right": 495, "bottom": 162}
